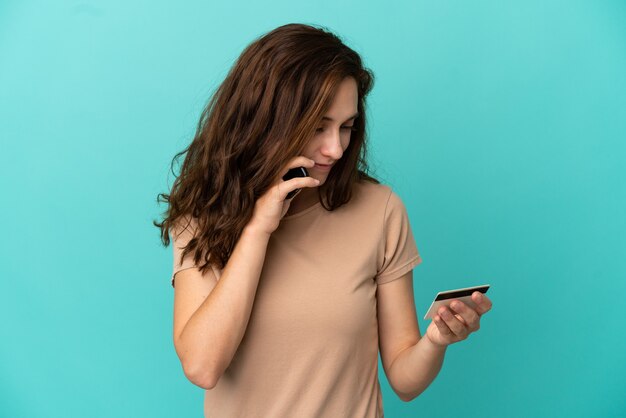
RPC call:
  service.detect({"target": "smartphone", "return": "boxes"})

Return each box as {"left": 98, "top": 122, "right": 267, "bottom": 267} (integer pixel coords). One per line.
{"left": 282, "top": 167, "right": 309, "bottom": 200}
{"left": 423, "top": 284, "right": 490, "bottom": 320}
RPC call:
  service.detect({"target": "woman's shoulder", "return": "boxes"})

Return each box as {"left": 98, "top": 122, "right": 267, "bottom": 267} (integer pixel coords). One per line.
{"left": 354, "top": 179, "right": 414, "bottom": 215}
{"left": 349, "top": 180, "right": 396, "bottom": 214}
{"left": 355, "top": 178, "right": 393, "bottom": 199}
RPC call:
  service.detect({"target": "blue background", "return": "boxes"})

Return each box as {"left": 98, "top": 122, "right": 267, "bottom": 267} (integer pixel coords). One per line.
{"left": 1, "top": 1, "right": 625, "bottom": 417}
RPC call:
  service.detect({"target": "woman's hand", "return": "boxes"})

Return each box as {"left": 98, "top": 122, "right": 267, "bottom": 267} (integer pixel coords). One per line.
{"left": 425, "top": 292, "right": 493, "bottom": 347}
{"left": 247, "top": 155, "right": 319, "bottom": 236}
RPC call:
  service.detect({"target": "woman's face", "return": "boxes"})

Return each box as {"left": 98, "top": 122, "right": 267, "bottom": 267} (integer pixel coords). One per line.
{"left": 303, "top": 76, "right": 359, "bottom": 185}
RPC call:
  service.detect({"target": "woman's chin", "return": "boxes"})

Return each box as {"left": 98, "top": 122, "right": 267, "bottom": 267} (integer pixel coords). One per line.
{"left": 314, "top": 177, "right": 326, "bottom": 186}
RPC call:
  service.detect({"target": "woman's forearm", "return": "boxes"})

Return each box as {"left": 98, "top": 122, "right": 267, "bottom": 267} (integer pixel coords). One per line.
{"left": 177, "top": 223, "right": 271, "bottom": 389}
{"left": 388, "top": 336, "right": 448, "bottom": 401}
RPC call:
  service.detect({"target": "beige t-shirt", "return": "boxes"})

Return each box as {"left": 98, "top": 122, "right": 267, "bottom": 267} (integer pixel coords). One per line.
{"left": 171, "top": 180, "right": 422, "bottom": 418}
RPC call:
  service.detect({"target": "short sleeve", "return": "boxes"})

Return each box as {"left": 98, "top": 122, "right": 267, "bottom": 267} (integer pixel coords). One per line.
{"left": 375, "top": 189, "right": 422, "bottom": 285}
{"left": 170, "top": 216, "right": 201, "bottom": 288}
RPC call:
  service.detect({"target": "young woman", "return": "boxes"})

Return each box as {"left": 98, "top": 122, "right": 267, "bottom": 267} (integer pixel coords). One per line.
{"left": 155, "top": 23, "right": 492, "bottom": 418}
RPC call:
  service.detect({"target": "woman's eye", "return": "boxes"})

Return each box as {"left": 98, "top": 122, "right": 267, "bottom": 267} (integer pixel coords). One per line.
{"left": 316, "top": 126, "right": 356, "bottom": 133}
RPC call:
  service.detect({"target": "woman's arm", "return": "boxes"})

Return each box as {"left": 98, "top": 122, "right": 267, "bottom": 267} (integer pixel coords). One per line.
{"left": 173, "top": 223, "right": 271, "bottom": 389}
{"left": 387, "top": 336, "right": 447, "bottom": 401}
{"left": 172, "top": 156, "right": 321, "bottom": 389}
{"left": 378, "top": 274, "right": 493, "bottom": 401}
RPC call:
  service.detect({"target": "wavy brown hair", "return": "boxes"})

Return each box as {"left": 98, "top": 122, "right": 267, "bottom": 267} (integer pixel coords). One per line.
{"left": 154, "top": 23, "right": 380, "bottom": 281}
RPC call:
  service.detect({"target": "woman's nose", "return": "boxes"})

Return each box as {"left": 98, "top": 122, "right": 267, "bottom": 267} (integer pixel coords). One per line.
{"left": 321, "top": 129, "right": 344, "bottom": 159}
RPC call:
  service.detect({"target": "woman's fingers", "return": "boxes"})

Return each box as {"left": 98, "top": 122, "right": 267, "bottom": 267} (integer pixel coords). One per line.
{"left": 432, "top": 294, "right": 492, "bottom": 345}
{"left": 472, "top": 292, "right": 493, "bottom": 315}
{"left": 433, "top": 315, "right": 453, "bottom": 336}
{"left": 438, "top": 307, "right": 468, "bottom": 338}
{"left": 280, "top": 176, "right": 320, "bottom": 199}
{"left": 279, "top": 156, "right": 316, "bottom": 178}
{"left": 449, "top": 301, "right": 480, "bottom": 332}
{"left": 274, "top": 156, "right": 319, "bottom": 200}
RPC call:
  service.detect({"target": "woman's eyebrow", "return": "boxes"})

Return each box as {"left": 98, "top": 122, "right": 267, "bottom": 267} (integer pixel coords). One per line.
{"left": 322, "top": 112, "right": 359, "bottom": 122}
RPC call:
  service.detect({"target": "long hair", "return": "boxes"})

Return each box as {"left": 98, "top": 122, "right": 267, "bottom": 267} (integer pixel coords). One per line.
{"left": 154, "top": 23, "right": 379, "bottom": 278}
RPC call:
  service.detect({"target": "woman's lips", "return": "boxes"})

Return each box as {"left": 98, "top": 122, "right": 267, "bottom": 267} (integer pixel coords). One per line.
{"left": 314, "top": 163, "right": 333, "bottom": 171}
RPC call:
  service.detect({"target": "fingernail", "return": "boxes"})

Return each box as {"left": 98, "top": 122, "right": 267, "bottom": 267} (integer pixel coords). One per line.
{"left": 314, "top": 179, "right": 320, "bottom": 184}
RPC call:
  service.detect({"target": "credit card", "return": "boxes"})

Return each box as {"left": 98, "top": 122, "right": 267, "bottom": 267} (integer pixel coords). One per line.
{"left": 424, "top": 284, "right": 490, "bottom": 320}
